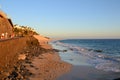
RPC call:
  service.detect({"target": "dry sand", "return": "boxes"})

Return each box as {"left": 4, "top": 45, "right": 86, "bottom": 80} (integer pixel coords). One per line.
{"left": 33, "top": 35, "right": 52, "bottom": 49}
{"left": 26, "top": 35, "right": 72, "bottom": 80}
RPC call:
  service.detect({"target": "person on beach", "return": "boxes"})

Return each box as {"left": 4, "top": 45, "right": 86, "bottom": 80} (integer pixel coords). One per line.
{"left": 11, "top": 33, "right": 15, "bottom": 38}
{"left": 5, "top": 32, "right": 8, "bottom": 39}
{"left": 1, "top": 33, "right": 5, "bottom": 39}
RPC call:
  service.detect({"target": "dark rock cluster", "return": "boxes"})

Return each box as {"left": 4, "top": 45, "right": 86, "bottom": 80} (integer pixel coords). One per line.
{"left": 0, "top": 37, "right": 53, "bottom": 80}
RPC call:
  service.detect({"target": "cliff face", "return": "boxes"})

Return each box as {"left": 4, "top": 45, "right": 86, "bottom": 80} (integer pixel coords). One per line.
{"left": 0, "top": 37, "right": 28, "bottom": 71}
{"left": 0, "top": 36, "right": 38, "bottom": 71}
{"left": 0, "top": 11, "right": 13, "bottom": 37}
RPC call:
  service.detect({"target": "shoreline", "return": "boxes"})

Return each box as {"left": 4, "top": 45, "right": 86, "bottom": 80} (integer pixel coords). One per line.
{"left": 51, "top": 40, "right": 120, "bottom": 80}
{"left": 0, "top": 35, "right": 72, "bottom": 80}
{"left": 26, "top": 35, "right": 72, "bottom": 80}
{"left": 1, "top": 35, "right": 119, "bottom": 80}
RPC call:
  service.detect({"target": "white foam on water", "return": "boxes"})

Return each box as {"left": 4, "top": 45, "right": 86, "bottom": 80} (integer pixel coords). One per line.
{"left": 52, "top": 41, "right": 120, "bottom": 72}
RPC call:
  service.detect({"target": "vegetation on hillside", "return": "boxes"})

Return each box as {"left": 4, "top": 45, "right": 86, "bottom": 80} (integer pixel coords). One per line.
{"left": 13, "top": 24, "right": 39, "bottom": 37}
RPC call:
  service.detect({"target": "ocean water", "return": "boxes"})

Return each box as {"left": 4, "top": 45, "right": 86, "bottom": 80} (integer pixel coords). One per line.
{"left": 52, "top": 39, "right": 120, "bottom": 72}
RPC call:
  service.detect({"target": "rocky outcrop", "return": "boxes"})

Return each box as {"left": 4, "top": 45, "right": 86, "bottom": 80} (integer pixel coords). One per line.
{"left": 0, "top": 36, "right": 40, "bottom": 79}
{"left": 0, "top": 37, "right": 28, "bottom": 71}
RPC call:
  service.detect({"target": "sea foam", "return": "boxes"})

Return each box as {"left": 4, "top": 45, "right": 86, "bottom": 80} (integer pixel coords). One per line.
{"left": 52, "top": 41, "right": 120, "bottom": 72}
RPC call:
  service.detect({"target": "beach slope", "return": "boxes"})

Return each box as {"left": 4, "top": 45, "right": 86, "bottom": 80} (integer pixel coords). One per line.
{"left": 26, "top": 35, "right": 72, "bottom": 80}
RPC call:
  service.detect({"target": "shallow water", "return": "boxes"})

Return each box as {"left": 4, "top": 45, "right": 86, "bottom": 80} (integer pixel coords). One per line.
{"left": 57, "top": 66, "right": 120, "bottom": 80}
{"left": 51, "top": 41, "right": 120, "bottom": 80}
{"left": 51, "top": 39, "right": 120, "bottom": 72}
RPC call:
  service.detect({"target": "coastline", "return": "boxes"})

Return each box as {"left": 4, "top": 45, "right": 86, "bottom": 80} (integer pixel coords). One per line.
{"left": 26, "top": 35, "right": 72, "bottom": 80}
{"left": 51, "top": 40, "right": 120, "bottom": 80}
{"left": 1, "top": 35, "right": 119, "bottom": 80}
{"left": 0, "top": 35, "right": 72, "bottom": 80}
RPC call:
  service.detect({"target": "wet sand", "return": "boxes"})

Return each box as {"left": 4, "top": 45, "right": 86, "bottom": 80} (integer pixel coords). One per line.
{"left": 25, "top": 35, "right": 120, "bottom": 80}
{"left": 26, "top": 35, "right": 72, "bottom": 80}
{"left": 57, "top": 66, "right": 120, "bottom": 80}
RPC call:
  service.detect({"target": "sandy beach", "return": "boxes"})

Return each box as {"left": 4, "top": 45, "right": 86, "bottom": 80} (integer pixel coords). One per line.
{"left": 29, "top": 35, "right": 120, "bottom": 80}
{"left": 1, "top": 35, "right": 119, "bottom": 80}
{"left": 0, "top": 35, "right": 71, "bottom": 80}
{"left": 26, "top": 35, "right": 72, "bottom": 80}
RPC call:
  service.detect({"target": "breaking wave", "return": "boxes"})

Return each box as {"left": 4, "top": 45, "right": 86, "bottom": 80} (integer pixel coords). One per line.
{"left": 52, "top": 41, "right": 120, "bottom": 72}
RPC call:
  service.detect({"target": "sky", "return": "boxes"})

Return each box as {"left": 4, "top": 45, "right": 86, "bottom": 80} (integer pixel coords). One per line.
{"left": 0, "top": 0, "right": 120, "bottom": 39}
